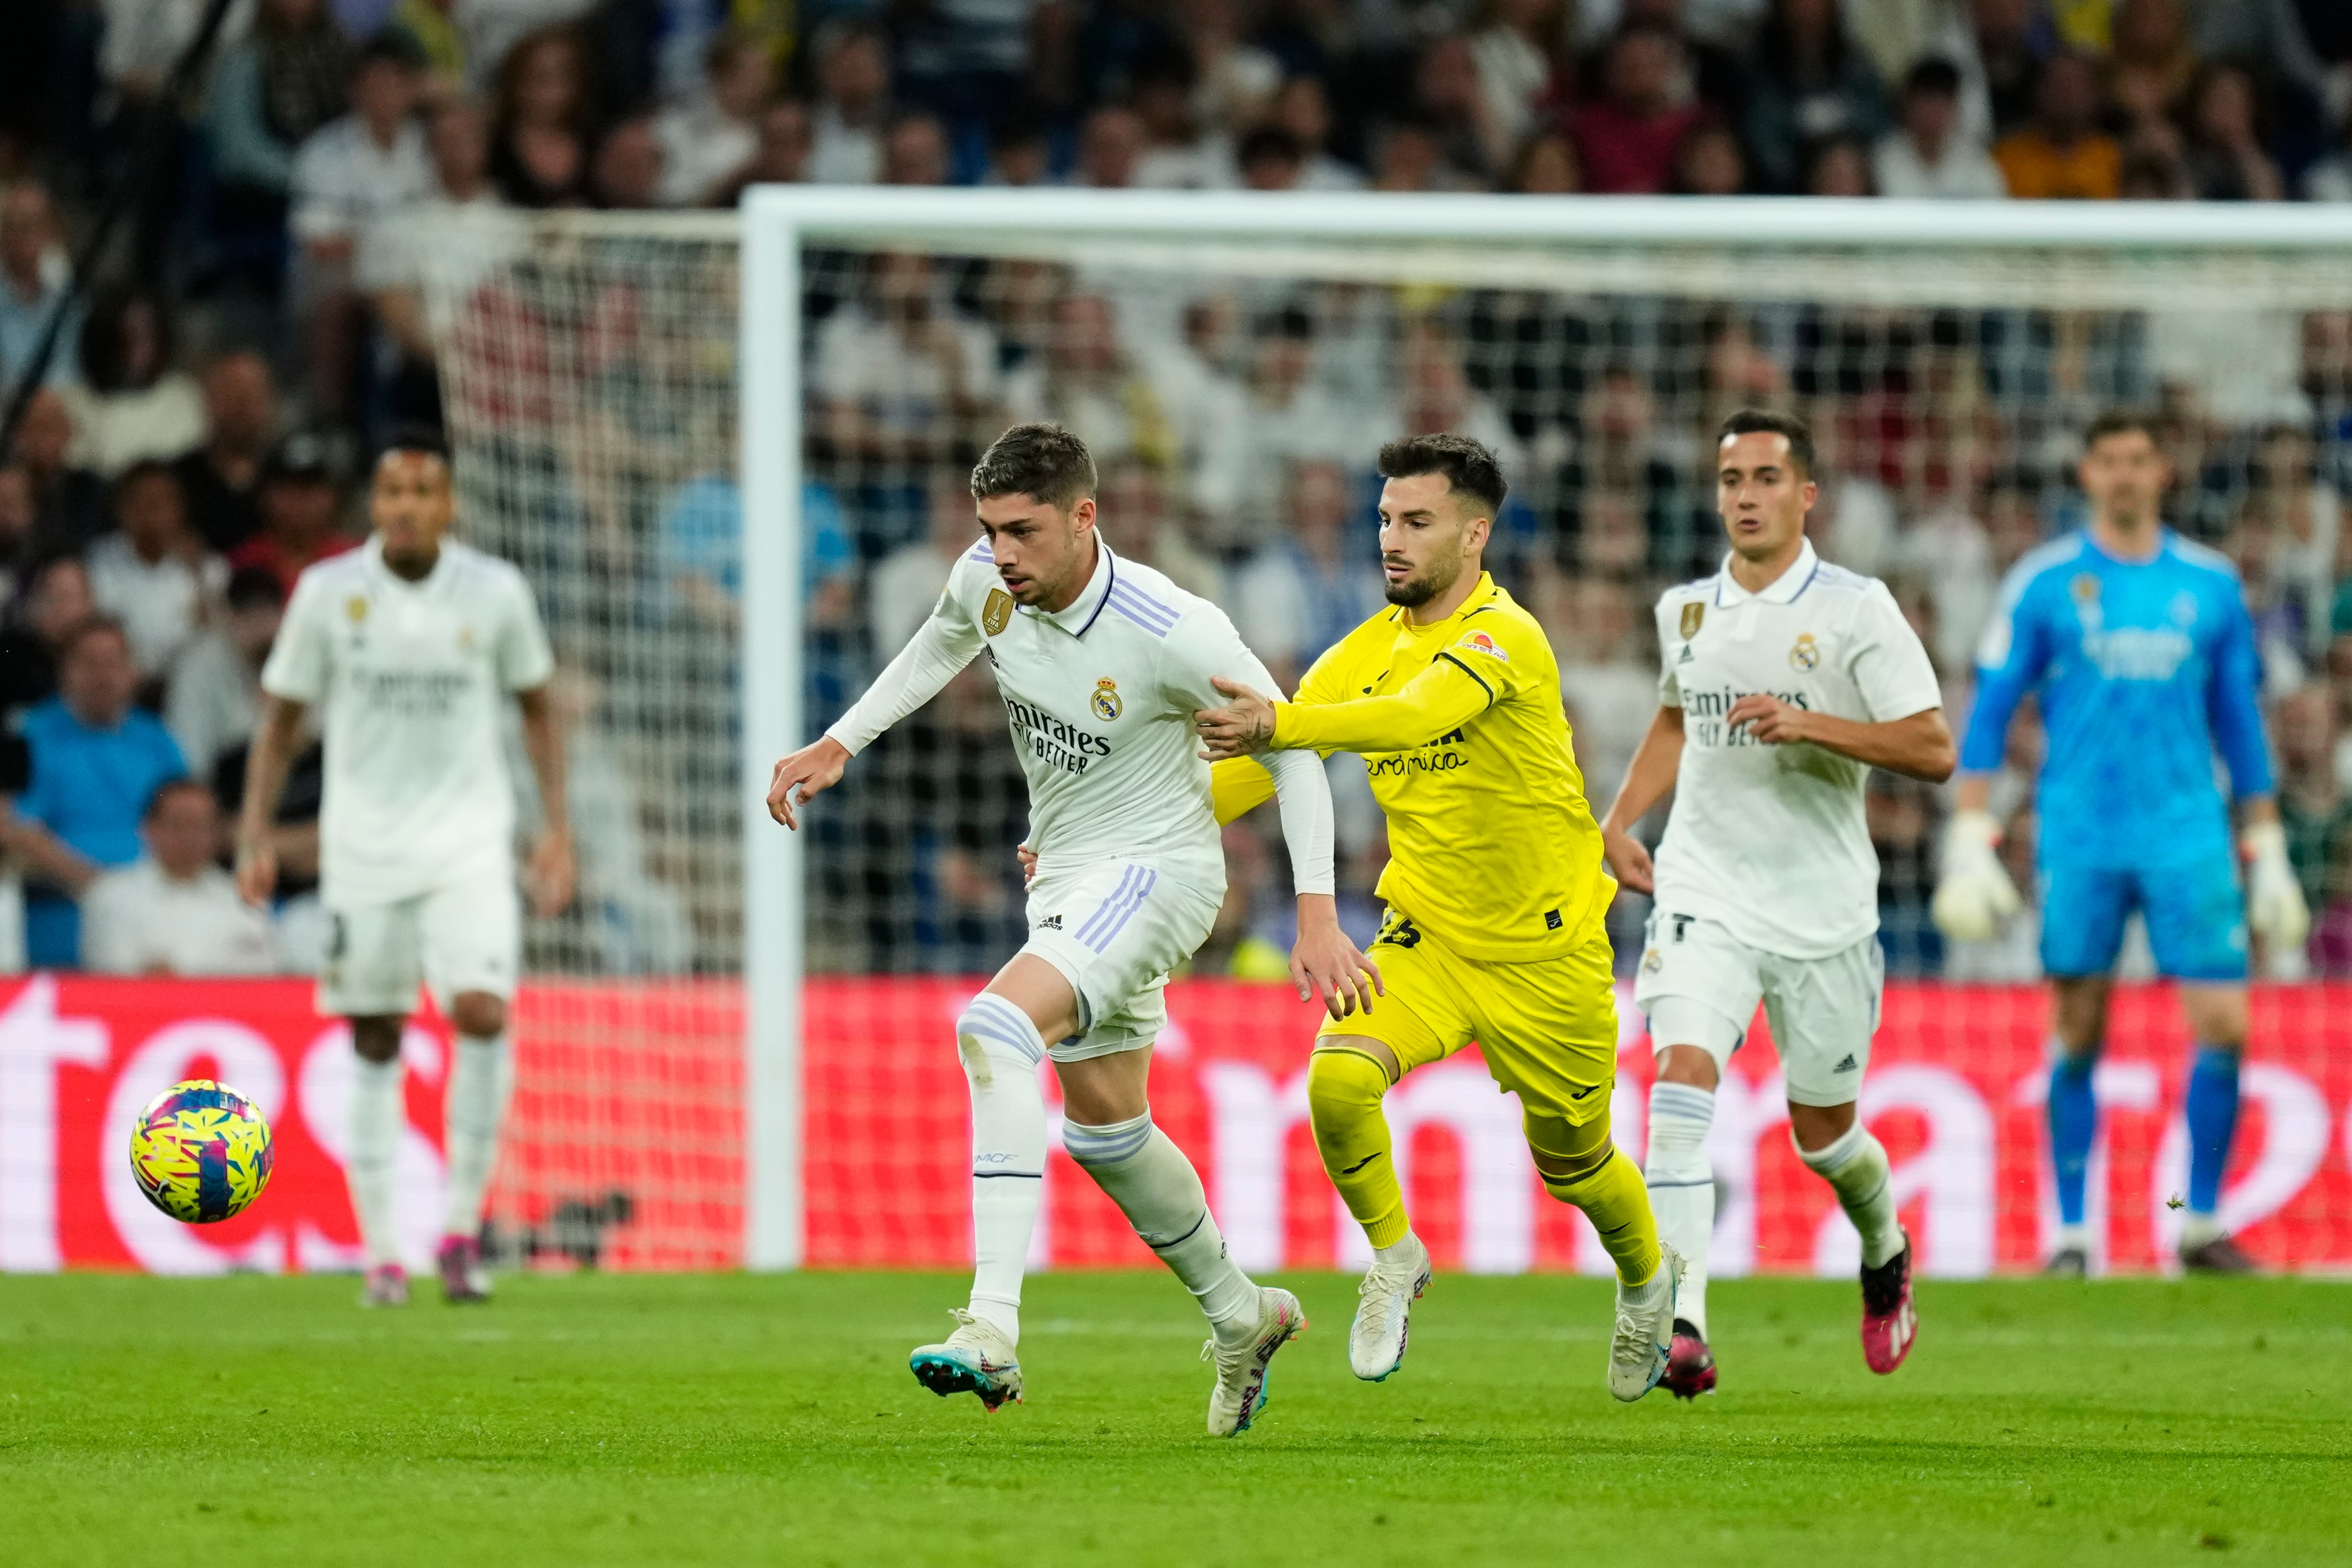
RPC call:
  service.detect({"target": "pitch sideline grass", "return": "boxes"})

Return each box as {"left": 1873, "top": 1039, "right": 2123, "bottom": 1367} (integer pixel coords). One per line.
{"left": 1, "top": 1271, "right": 2344, "bottom": 1566}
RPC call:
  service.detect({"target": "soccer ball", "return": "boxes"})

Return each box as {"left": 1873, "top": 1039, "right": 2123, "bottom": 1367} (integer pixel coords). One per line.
{"left": 128, "top": 1080, "right": 275, "bottom": 1224}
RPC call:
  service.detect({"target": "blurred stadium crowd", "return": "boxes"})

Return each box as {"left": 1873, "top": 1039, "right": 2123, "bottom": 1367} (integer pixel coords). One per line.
{"left": 2, "top": 0, "right": 2352, "bottom": 984}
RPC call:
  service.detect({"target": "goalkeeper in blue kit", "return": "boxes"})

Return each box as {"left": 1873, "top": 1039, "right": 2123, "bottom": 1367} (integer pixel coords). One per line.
{"left": 1936, "top": 410, "right": 2307, "bottom": 1274}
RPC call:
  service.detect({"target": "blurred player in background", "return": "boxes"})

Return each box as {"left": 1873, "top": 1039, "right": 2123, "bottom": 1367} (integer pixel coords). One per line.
{"left": 768, "top": 423, "right": 1368, "bottom": 1437}
{"left": 1194, "top": 433, "right": 1683, "bottom": 1403}
{"left": 1601, "top": 410, "right": 1954, "bottom": 1396}
{"left": 237, "top": 430, "right": 575, "bottom": 1307}
{"left": 1935, "top": 409, "right": 2304, "bottom": 1275}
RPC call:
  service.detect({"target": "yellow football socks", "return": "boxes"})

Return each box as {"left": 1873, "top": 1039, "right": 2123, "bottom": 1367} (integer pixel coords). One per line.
{"left": 1526, "top": 1109, "right": 1661, "bottom": 1287}
{"left": 1307, "top": 1046, "right": 1412, "bottom": 1249}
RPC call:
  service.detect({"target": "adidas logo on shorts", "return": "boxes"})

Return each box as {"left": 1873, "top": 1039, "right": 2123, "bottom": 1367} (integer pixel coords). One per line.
{"left": 1833, "top": 1054, "right": 1858, "bottom": 1072}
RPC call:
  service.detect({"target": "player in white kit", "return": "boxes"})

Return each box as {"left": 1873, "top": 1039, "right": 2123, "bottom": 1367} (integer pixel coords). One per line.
{"left": 236, "top": 431, "right": 575, "bottom": 1308}
{"left": 1599, "top": 411, "right": 1955, "bottom": 1394}
{"left": 769, "top": 424, "right": 1372, "bottom": 1436}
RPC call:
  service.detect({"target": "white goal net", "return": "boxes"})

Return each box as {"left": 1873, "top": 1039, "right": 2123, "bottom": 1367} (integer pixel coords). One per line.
{"left": 420, "top": 193, "right": 2352, "bottom": 1280}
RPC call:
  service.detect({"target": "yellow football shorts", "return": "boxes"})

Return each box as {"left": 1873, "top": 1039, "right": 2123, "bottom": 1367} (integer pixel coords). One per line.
{"left": 1316, "top": 907, "right": 1619, "bottom": 1124}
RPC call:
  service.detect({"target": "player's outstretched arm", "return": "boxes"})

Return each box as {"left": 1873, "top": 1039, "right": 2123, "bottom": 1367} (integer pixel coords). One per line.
{"left": 1723, "top": 697, "right": 1957, "bottom": 782}
{"left": 1598, "top": 705, "right": 1686, "bottom": 896}
{"left": 767, "top": 597, "right": 983, "bottom": 831}
{"left": 516, "top": 684, "right": 577, "bottom": 917}
{"left": 234, "top": 695, "right": 310, "bottom": 907}
{"left": 1195, "top": 656, "right": 1490, "bottom": 760}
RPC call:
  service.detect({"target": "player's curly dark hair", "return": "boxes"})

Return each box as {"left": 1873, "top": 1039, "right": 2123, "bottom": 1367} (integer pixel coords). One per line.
{"left": 1377, "top": 433, "right": 1508, "bottom": 518}
{"left": 1717, "top": 408, "right": 1816, "bottom": 476}
{"left": 970, "top": 423, "right": 1097, "bottom": 510}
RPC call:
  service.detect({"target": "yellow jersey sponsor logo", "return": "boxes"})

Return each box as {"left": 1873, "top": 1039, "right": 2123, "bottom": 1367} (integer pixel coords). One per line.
{"left": 1456, "top": 629, "right": 1510, "bottom": 662}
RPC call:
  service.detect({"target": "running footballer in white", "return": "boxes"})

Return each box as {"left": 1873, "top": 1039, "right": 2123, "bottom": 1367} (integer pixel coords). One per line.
{"left": 769, "top": 424, "right": 1375, "bottom": 1438}
{"left": 1600, "top": 411, "right": 1955, "bottom": 1394}
{"left": 236, "top": 432, "right": 574, "bottom": 1309}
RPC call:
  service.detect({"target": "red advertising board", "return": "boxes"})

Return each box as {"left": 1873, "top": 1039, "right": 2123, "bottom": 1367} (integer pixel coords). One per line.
{"left": 11, "top": 975, "right": 2352, "bottom": 1276}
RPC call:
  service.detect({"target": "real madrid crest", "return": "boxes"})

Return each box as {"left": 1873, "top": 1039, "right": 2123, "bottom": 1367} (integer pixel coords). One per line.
{"left": 1679, "top": 601, "right": 1705, "bottom": 639}
{"left": 1091, "top": 677, "right": 1122, "bottom": 722}
{"left": 1789, "top": 631, "right": 1820, "bottom": 671}
{"left": 982, "top": 589, "right": 1014, "bottom": 636}
{"left": 1641, "top": 947, "right": 1662, "bottom": 975}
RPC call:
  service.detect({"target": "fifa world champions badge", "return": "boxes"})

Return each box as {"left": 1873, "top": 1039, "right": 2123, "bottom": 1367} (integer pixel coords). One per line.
{"left": 1680, "top": 601, "right": 1705, "bottom": 639}
{"left": 982, "top": 589, "right": 1014, "bottom": 636}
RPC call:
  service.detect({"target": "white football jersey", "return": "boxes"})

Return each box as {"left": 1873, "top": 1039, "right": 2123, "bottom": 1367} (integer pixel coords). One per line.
{"left": 262, "top": 537, "right": 555, "bottom": 903}
{"left": 828, "top": 539, "right": 1331, "bottom": 889}
{"left": 1651, "top": 539, "right": 1943, "bottom": 960}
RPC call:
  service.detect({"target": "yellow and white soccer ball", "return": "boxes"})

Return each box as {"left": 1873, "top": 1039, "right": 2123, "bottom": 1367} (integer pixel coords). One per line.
{"left": 127, "top": 1080, "right": 275, "bottom": 1224}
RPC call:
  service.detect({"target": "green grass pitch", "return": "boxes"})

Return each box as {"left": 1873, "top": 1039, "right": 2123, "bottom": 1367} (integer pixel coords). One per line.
{"left": 3, "top": 1271, "right": 2346, "bottom": 1566}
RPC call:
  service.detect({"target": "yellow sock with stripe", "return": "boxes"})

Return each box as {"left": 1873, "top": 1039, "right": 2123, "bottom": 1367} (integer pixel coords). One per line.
{"left": 1527, "top": 1110, "right": 1661, "bottom": 1287}
{"left": 1307, "top": 1047, "right": 1411, "bottom": 1249}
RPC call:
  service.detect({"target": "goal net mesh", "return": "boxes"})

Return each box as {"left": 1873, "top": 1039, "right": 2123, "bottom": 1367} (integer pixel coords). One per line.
{"left": 419, "top": 204, "right": 2352, "bottom": 1278}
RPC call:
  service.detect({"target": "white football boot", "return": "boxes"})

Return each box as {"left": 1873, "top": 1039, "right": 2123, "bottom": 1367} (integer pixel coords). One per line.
{"left": 1608, "top": 1244, "right": 1684, "bottom": 1402}
{"left": 909, "top": 1309, "right": 1024, "bottom": 1412}
{"left": 1204, "top": 1286, "right": 1308, "bottom": 1437}
{"left": 1349, "top": 1232, "right": 1431, "bottom": 1381}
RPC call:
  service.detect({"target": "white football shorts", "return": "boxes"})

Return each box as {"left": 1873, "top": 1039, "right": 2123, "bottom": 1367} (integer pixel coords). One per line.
{"left": 318, "top": 867, "right": 522, "bottom": 1018}
{"left": 1631, "top": 910, "right": 1884, "bottom": 1108}
{"left": 1022, "top": 856, "right": 1223, "bottom": 1062}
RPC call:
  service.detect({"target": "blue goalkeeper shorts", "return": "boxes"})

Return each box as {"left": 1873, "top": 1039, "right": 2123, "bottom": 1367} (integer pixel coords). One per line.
{"left": 2039, "top": 854, "right": 2248, "bottom": 982}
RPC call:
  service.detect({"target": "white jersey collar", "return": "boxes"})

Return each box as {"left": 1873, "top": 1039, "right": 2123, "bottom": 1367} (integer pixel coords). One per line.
{"left": 363, "top": 533, "right": 450, "bottom": 593}
{"left": 1023, "top": 537, "right": 1116, "bottom": 637}
{"left": 1715, "top": 537, "right": 1820, "bottom": 608}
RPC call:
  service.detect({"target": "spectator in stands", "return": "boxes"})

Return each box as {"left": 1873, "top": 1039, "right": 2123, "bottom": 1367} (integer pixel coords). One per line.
{"left": 0, "top": 181, "right": 79, "bottom": 393}
{"left": 1267, "top": 76, "right": 1365, "bottom": 191}
{"left": 1131, "top": 44, "right": 1228, "bottom": 188}
{"left": 2105, "top": 0, "right": 2200, "bottom": 134}
{"left": 2192, "top": 0, "right": 2335, "bottom": 124}
{"left": 1804, "top": 135, "right": 1875, "bottom": 195}
{"left": 2302, "top": 114, "right": 2352, "bottom": 201}
{"left": 10, "top": 390, "right": 106, "bottom": 549}
{"left": 62, "top": 292, "right": 205, "bottom": 477}
{"left": 227, "top": 435, "right": 353, "bottom": 596}
{"left": 291, "top": 34, "right": 431, "bottom": 422}
{"left": 867, "top": 470, "right": 977, "bottom": 657}
{"left": 1232, "top": 458, "right": 1383, "bottom": 694}
{"left": 1470, "top": 0, "right": 1570, "bottom": 168}
{"left": 87, "top": 461, "right": 224, "bottom": 683}
{"left": 1603, "top": 0, "right": 1748, "bottom": 118}
{"left": 983, "top": 113, "right": 1052, "bottom": 187}
{"left": 1875, "top": 56, "right": 2010, "bottom": 199}
{"left": 807, "top": 20, "right": 891, "bottom": 185}
{"left": 167, "top": 565, "right": 283, "bottom": 785}
{"left": 2120, "top": 144, "right": 2195, "bottom": 197}
{"left": 1073, "top": 104, "right": 1146, "bottom": 189}
{"left": 1184, "top": 0, "right": 1284, "bottom": 140}
{"left": 489, "top": 24, "right": 596, "bottom": 206}
{"left": 1996, "top": 51, "right": 2123, "bottom": 199}
{"left": 0, "top": 553, "right": 92, "bottom": 722}
{"left": 656, "top": 28, "right": 771, "bottom": 206}
{"left": 810, "top": 251, "right": 1003, "bottom": 468}
{"left": 880, "top": 112, "right": 952, "bottom": 187}
{"left": 82, "top": 778, "right": 278, "bottom": 975}
{"left": 1237, "top": 126, "right": 1307, "bottom": 191}
{"left": 1508, "top": 131, "right": 1582, "bottom": 192}
{"left": 172, "top": 352, "right": 278, "bottom": 556}
{"left": 1413, "top": 33, "right": 1514, "bottom": 184}
{"left": 1954, "top": 0, "right": 2049, "bottom": 146}
{"left": 0, "top": 465, "right": 33, "bottom": 602}
{"left": 1004, "top": 292, "right": 1183, "bottom": 478}
{"left": 2273, "top": 684, "right": 2351, "bottom": 974}
{"left": 1097, "top": 457, "right": 1223, "bottom": 605}
{"left": 204, "top": 0, "right": 352, "bottom": 232}
{"left": 5, "top": 616, "right": 186, "bottom": 967}
{"left": 1214, "top": 306, "right": 1360, "bottom": 542}
{"left": 1549, "top": 572, "right": 1656, "bottom": 813}
{"left": 589, "top": 114, "right": 667, "bottom": 208}
{"left": 1669, "top": 119, "right": 1750, "bottom": 193}
{"left": 387, "top": 0, "right": 466, "bottom": 102}
{"left": 710, "top": 97, "right": 812, "bottom": 203}
{"left": 1572, "top": 23, "right": 1704, "bottom": 194}
{"left": 2181, "top": 63, "right": 2286, "bottom": 202}
{"left": 368, "top": 97, "right": 499, "bottom": 408}
{"left": 1742, "top": 0, "right": 1894, "bottom": 193}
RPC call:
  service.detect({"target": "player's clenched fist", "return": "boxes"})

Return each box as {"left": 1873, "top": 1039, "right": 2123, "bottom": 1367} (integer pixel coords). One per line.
{"left": 768, "top": 736, "right": 851, "bottom": 829}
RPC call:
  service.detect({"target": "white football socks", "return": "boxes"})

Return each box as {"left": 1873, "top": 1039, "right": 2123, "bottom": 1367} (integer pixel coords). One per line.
{"left": 442, "top": 1032, "right": 514, "bottom": 1240}
{"left": 956, "top": 994, "right": 1049, "bottom": 1345}
{"left": 1643, "top": 1079, "right": 1716, "bottom": 1337}
{"left": 347, "top": 1054, "right": 404, "bottom": 1269}
{"left": 1797, "top": 1121, "right": 1905, "bottom": 1268}
{"left": 1065, "top": 1111, "right": 1258, "bottom": 1341}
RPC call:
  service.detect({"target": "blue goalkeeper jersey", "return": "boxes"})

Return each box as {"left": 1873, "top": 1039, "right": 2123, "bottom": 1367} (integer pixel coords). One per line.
{"left": 1958, "top": 529, "right": 2274, "bottom": 871}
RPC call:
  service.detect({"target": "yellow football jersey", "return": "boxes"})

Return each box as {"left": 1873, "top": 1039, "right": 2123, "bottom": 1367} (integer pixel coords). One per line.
{"left": 1212, "top": 573, "right": 1613, "bottom": 963}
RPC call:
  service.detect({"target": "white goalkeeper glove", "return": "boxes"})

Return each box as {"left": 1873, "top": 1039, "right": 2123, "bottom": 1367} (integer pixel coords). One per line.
{"left": 1932, "top": 808, "right": 2022, "bottom": 943}
{"left": 2241, "top": 820, "right": 2311, "bottom": 955}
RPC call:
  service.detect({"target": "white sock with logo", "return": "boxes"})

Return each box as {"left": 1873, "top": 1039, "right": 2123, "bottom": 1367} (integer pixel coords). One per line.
{"left": 1797, "top": 1122, "right": 1904, "bottom": 1268}
{"left": 957, "top": 994, "right": 1049, "bottom": 1345}
{"left": 1643, "top": 1079, "right": 1716, "bottom": 1337}
{"left": 348, "top": 1055, "right": 405, "bottom": 1269}
{"left": 1065, "top": 1112, "right": 1259, "bottom": 1341}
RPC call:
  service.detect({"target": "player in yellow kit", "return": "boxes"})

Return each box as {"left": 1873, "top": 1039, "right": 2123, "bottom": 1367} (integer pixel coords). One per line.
{"left": 1195, "top": 433, "right": 1681, "bottom": 1402}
